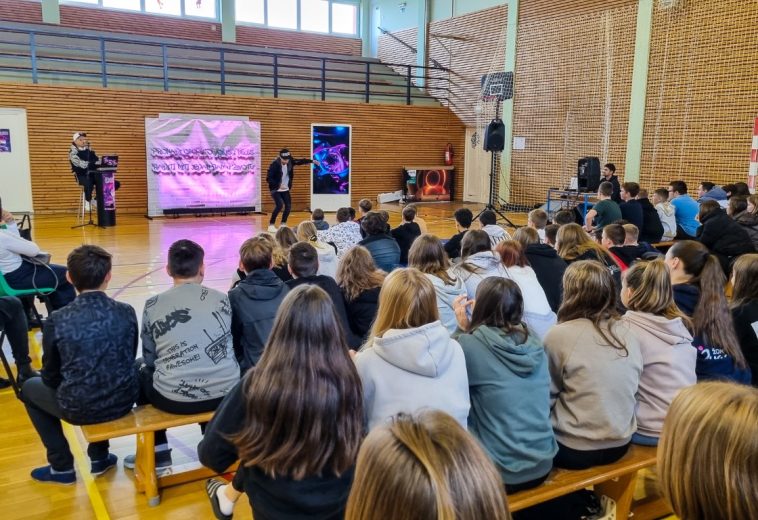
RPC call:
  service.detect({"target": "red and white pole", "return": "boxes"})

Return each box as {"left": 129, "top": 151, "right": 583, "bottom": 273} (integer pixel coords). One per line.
{"left": 749, "top": 116, "right": 758, "bottom": 193}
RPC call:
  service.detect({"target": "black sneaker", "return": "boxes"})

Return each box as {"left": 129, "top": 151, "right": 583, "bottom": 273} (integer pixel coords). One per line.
{"left": 31, "top": 465, "right": 76, "bottom": 485}
{"left": 91, "top": 453, "right": 118, "bottom": 476}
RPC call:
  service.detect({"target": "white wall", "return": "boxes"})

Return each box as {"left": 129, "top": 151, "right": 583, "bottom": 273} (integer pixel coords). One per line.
{"left": 0, "top": 108, "right": 33, "bottom": 213}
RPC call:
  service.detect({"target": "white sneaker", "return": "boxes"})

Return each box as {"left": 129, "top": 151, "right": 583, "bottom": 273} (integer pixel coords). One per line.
{"left": 267, "top": 224, "right": 277, "bottom": 233}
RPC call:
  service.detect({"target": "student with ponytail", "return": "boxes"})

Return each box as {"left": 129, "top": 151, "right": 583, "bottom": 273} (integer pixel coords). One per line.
{"left": 620, "top": 260, "right": 696, "bottom": 445}
{"left": 730, "top": 254, "right": 758, "bottom": 386}
{"left": 345, "top": 411, "right": 511, "bottom": 520}
{"left": 665, "top": 241, "right": 751, "bottom": 383}
{"left": 296, "top": 220, "right": 339, "bottom": 278}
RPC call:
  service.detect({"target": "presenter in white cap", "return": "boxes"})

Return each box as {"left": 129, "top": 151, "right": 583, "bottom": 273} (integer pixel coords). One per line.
{"left": 265, "top": 148, "right": 320, "bottom": 233}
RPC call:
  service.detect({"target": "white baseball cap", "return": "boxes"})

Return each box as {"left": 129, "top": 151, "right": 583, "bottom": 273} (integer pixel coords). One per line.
{"left": 72, "top": 132, "right": 87, "bottom": 141}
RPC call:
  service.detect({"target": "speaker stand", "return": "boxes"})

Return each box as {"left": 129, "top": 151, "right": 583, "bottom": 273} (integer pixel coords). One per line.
{"left": 473, "top": 151, "right": 518, "bottom": 229}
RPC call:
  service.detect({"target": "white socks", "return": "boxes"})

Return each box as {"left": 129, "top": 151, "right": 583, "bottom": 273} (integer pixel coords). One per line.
{"left": 216, "top": 484, "right": 235, "bottom": 516}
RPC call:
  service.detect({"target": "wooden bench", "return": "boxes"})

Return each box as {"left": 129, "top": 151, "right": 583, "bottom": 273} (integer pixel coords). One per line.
{"left": 508, "top": 445, "right": 670, "bottom": 519}
{"left": 81, "top": 405, "right": 235, "bottom": 506}
{"left": 651, "top": 241, "right": 676, "bottom": 253}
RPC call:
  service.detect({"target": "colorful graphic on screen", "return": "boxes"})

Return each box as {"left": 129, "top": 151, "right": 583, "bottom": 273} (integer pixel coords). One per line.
{"left": 312, "top": 125, "right": 350, "bottom": 195}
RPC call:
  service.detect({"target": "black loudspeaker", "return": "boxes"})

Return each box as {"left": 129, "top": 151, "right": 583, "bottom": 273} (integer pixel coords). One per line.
{"left": 484, "top": 119, "right": 506, "bottom": 152}
{"left": 577, "top": 157, "right": 601, "bottom": 192}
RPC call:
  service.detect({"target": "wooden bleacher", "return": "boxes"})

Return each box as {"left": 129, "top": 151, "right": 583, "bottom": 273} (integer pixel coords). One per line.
{"left": 81, "top": 405, "right": 235, "bottom": 507}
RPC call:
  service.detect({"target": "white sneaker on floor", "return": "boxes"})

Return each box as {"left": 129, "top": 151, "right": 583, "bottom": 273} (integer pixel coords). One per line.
{"left": 267, "top": 224, "right": 277, "bottom": 233}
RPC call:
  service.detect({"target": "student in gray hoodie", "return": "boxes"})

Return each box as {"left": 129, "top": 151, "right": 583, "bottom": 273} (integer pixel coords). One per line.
{"left": 452, "top": 230, "right": 509, "bottom": 300}
{"left": 454, "top": 277, "right": 557, "bottom": 492}
{"left": 354, "top": 268, "right": 469, "bottom": 431}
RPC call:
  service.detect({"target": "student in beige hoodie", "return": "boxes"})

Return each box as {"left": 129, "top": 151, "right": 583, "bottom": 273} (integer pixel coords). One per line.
{"left": 620, "top": 260, "right": 696, "bottom": 446}
{"left": 653, "top": 188, "right": 677, "bottom": 240}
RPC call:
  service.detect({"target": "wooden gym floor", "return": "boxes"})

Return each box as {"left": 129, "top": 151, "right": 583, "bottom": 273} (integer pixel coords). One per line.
{"left": 1, "top": 202, "right": 527, "bottom": 520}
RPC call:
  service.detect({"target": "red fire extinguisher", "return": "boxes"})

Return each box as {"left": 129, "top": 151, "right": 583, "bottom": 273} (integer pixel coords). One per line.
{"left": 444, "top": 142, "right": 454, "bottom": 166}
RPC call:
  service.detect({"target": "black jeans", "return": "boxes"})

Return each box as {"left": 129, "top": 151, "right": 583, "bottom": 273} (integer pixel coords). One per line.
{"left": 4, "top": 261, "right": 76, "bottom": 310}
{"left": 22, "top": 377, "right": 109, "bottom": 471}
{"left": 675, "top": 225, "right": 696, "bottom": 241}
{"left": 76, "top": 172, "right": 96, "bottom": 202}
{"left": 505, "top": 471, "right": 551, "bottom": 494}
{"left": 553, "top": 441, "right": 630, "bottom": 470}
{"left": 137, "top": 364, "right": 223, "bottom": 447}
{"left": 0, "top": 296, "right": 31, "bottom": 365}
{"left": 269, "top": 190, "right": 292, "bottom": 225}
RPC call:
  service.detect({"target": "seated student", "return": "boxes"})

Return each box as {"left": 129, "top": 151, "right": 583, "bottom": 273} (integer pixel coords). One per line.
{"left": 0, "top": 207, "right": 75, "bottom": 310}
{"left": 444, "top": 207, "right": 473, "bottom": 260}
{"left": 514, "top": 227, "right": 566, "bottom": 312}
{"left": 697, "top": 199, "right": 755, "bottom": 274}
{"left": 544, "top": 223, "right": 560, "bottom": 247}
{"left": 556, "top": 223, "right": 622, "bottom": 290}
{"left": 730, "top": 254, "right": 758, "bottom": 386}
{"left": 697, "top": 181, "right": 729, "bottom": 206}
{"left": 275, "top": 225, "right": 297, "bottom": 254}
{"left": 620, "top": 260, "right": 695, "bottom": 446}
{"left": 669, "top": 180, "right": 700, "bottom": 239}
{"left": 479, "top": 209, "right": 511, "bottom": 246}
{"left": 296, "top": 221, "right": 339, "bottom": 279}
{"left": 286, "top": 242, "right": 360, "bottom": 348}
{"left": 358, "top": 211, "right": 400, "bottom": 273}
{"left": 658, "top": 382, "right": 758, "bottom": 520}
{"left": 231, "top": 233, "right": 292, "bottom": 288}
{"left": 665, "top": 240, "right": 751, "bottom": 383}
{"left": 452, "top": 229, "right": 509, "bottom": 299}
{"left": 336, "top": 246, "right": 385, "bottom": 342}
{"left": 454, "top": 277, "right": 557, "bottom": 492}
{"left": 357, "top": 198, "right": 372, "bottom": 224}
{"left": 408, "top": 234, "right": 467, "bottom": 335}
{"left": 635, "top": 188, "right": 665, "bottom": 243}
{"left": 229, "top": 237, "right": 289, "bottom": 371}
{"left": 379, "top": 210, "right": 392, "bottom": 234}
{"left": 391, "top": 205, "right": 422, "bottom": 266}
{"left": 652, "top": 188, "right": 677, "bottom": 241}
{"left": 0, "top": 296, "right": 39, "bottom": 387}
{"left": 544, "top": 261, "right": 642, "bottom": 469}
{"left": 619, "top": 182, "right": 644, "bottom": 231}
{"left": 584, "top": 181, "right": 622, "bottom": 233}
{"left": 553, "top": 209, "right": 578, "bottom": 227}
{"left": 311, "top": 208, "right": 329, "bottom": 230}
{"left": 200, "top": 285, "right": 364, "bottom": 520}
{"left": 125, "top": 240, "right": 240, "bottom": 474}
{"left": 22, "top": 245, "right": 138, "bottom": 484}
{"left": 354, "top": 268, "right": 469, "bottom": 430}
{"left": 319, "top": 207, "right": 362, "bottom": 258}
{"left": 748, "top": 194, "right": 758, "bottom": 215}
{"left": 601, "top": 223, "right": 630, "bottom": 270}
{"left": 528, "top": 208, "right": 548, "bottom": 243}
{"left": 345, "top": 411, "right": 510, "bottom": 520}
{"left": 495, "top": 241, "right": 557, "bottom": 340}
{"left": 728, "top": 196, "right": 758, "bottom": 250}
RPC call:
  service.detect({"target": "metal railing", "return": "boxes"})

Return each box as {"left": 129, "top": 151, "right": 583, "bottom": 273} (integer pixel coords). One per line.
{"left": 0, "top": 24, "right": 450, "bottom": 105}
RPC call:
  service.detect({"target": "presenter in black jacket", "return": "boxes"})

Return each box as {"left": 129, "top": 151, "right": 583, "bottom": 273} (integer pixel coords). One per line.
{"left": 266, "top": 148, "right": 320, "bottom": 233}
{"left": 69, "top": 132, "right": 99, "bottom": 211}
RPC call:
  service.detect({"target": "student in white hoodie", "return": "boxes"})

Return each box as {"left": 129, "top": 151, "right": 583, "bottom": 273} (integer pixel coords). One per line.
{"left": 479, "top": 209, "right": 511, "bottom": 246}
{"left": 354, "top": 268, "right": 470, "bottom": 431}
{"left": 452, "top": 230, "right": 509, "bottom": 299}
{"left": 620, "top": 260, "right": 696, "bottom": 446}
{"left": 408, "top": 234, "right": 467, "bottom": 335}
{"left": 296, "top": 220, "right": 339, "bottom": 279}
{"left": 653, "top": 188, "right": 677, "bottom": 241}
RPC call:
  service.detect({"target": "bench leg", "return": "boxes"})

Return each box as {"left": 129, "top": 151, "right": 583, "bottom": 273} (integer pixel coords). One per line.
{"left": 595, "top": 471, "right": 638, "bottom": 519}
{"left": 135, "top": 431, "right": 160, "bottom": 506}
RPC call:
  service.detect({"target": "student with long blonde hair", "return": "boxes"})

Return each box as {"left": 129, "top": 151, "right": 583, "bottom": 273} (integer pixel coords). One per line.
{"left": 658, "top": 382, "right": 758, "bottom": 520}
{"left": 355, "top": 268, "right": 469, "bottom": 430}
{"left": 620, "top": 260, "right": 696, "bottom": 445}
{"left": 665, "top": 240, "right": 750, "bottom": 383}
{"left": 731, "top": 253, "right": 758, "bottom": 386}
{"left": 556, "top": 223, "right": 622, "bottom": 287}
{"left": 199, "top": 285, "right": 363, "bottom": 520}
{"left": 544, "top": 261, "right": 642, "bottom": 469}
{"left": 336, "top": 246, "right": 385, "bottom": 341}
{"left": 408, "top": 234, "right": 467, "bottom": 334}
{"left": 345, "top": 411, "right": 511, "bottom": 520}
{"left": 297, "top": 220, "right": 339, "bottom": 278}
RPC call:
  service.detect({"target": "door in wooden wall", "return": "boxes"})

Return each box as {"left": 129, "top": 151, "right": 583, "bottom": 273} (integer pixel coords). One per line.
{"left": 463, "top": 127, "right": 489, "bottom": 203}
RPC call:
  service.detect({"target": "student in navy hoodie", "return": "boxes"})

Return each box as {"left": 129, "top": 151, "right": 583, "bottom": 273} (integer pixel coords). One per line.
{"left": 665, "top": 241, "right": 751, "bottom": 383}
{"left": 454, "top": 277, "right": 557, "bottom": 493}
{"left": 514, "top": 227, "right": 566, "bottom": 313}
{"left": 730, "top": 254, "right": 758, "bottom": 387}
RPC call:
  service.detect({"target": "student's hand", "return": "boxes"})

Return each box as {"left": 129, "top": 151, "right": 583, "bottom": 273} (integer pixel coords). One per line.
{"left": 348, "top": 349, "right": 357, "bottom": 360}
{"left": 1, "top": 210, "right": 15, "bottom": 224}
{"left": 313, "top": 159, "right": 321, "bottom": 167}
{"left": 453, "top": 294, "right": 474, "bottom": 330}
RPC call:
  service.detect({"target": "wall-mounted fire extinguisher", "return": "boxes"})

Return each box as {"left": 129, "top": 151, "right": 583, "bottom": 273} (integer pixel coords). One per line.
{"left": 444, "top": 142, "right": 454, "bottom": 166}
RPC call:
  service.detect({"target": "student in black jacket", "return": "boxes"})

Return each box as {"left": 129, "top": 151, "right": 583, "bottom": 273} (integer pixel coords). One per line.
{"left": 335, "top": 246, "right": 385, "bottom": 342}
{"left": 22, "top": 245, "right": 138, "bottom": 484}
{"left": 636, "top": 188, "right": 664, "bottom": 243}
{"left": 265, "top": 149, "right": 320, "bottom": 232}
{"left": 444, "top": 207, "right": 473, "bottom": 260}
{"left": 731, "top": 254, "right": 758, "bottom": 386}
{"left": 514, "top": 227, "right": 566, "bottom": 312}
{"left": 286, "top": 242, "right": 362, "bottom": 348}
{"left": 619, "top": 182, "right": 644, "bottom": 231}
{"left": 391, "top": 205, "right": 422, "bottom": 265}
{"left": 696, "top": 200, "right": 755, "bottom": 274}
{"left": 200, "top": 285, "right": 364, "bottom": 520}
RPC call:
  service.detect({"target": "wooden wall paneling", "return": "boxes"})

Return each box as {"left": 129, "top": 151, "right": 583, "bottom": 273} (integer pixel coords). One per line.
{"left": 518, "top": 0, "right": 639, "bottom": 22}
{"left": 0, "top": 83, "right": 465, "bottom": 214}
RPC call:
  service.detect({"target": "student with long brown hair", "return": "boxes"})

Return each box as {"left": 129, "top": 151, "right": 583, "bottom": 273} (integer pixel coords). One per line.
{"left": 336, "top": 246, "right": 386, "bottom": 341}
{"left": 452, "top": 229, "right": 508, "bottom": 299}
{"left": 513, "top": 226, "right": 566, "bottom": 312}
{"left": 665, "top": 240, "right": 750, "bottom": 383}
{"left": 408, "top": 234, "right": 467, "bottom": 334}
{"left": 658, "top": 382, "right": 758, "bottom": 520}
{"left": 199, "top": 285, "right": 364, "bottom": 520}
{"left": 620, "top": 260, "right": 696, "bottom": 446}
{"left": 543, "top": 261, "right": 642, "bottom": 469}
{"left": 454, "top": 277, "right": 556, "bottom": 492}
{"left": 345, "top": 411, "right": 511, "bottom": 520}
{"left": 731, "top": 254, "right": 758, "bottom": 386}
{"left": 355, "top": 268, "right": 469, "bottom": 430}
